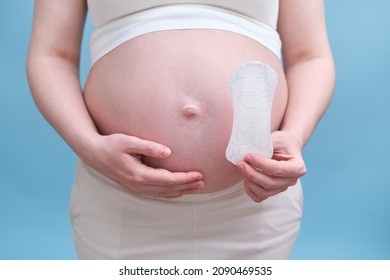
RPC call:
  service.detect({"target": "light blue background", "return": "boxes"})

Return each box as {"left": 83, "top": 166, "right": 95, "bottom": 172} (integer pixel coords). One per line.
{"left": 1, "top": 0, "right": 389, "bottom": 259}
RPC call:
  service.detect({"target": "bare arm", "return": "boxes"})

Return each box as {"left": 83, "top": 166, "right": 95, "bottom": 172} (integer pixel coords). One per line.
{"left": 278, "top": 0, "right": 335, "bottom": 148}
{"left": 27, "top": 0, "right": 203, "bottom": 197}
{"left": 27, "top": 0, "right": 95, "bottom": 158}
{"left": 239, "top": 0, "right": 335, "bottom": 202}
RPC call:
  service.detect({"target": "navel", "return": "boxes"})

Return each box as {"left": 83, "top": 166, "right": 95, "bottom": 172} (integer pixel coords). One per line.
{"left": 182, "top": 104, "right": 201, "bottom": 118}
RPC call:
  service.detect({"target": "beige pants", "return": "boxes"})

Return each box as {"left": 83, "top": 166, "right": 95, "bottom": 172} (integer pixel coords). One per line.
{"left": 70, "top": 160, "right": 303, "bottom": 259}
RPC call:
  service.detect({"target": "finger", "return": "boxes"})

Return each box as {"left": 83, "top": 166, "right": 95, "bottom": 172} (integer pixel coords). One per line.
{"left": 141, "top": 179, "right": 204, "bottom": 195}
{"left": 244, "top": 183, "right": 266, "bottom": 203}
{"left": 245, "top": 178, "right": 288, "bottom": 199}
{"left": 238, "top": 161, "right": 297, "bottom": 190}
{"left": 156, "top": 187, "right": 201, "bottom": 199}
{"left": 137, "top": 165, "right": 204, "bottom": 186}
{"left": 243, "top": 176, "right": 288, "bottom": 203}
{"left": 244, "top": 154, "right": 306, "bottom": 178}
{"left": 272, "top": 152, "right": 294, "bottom": 161}
{"left": 125, "top": 180, "right": 202, "bottom": 197}
{"left": 122, "top": 135, "right": 172, "bottom": 158}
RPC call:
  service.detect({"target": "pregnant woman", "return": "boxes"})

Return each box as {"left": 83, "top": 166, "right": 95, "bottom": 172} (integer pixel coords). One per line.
{"left": 27, "top": 0, "right": 335, "bottom": 259}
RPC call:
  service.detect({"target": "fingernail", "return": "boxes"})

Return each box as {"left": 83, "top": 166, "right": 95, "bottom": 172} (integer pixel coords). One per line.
{"left": 238, "top": 162, "right": 245, "bottom": 171}
{"left": 245, "top": 155, "right": 253, "bottom": 162}
{"left": 192, "top": 179, "right": 204, "bottom": 188}
{"left": 160, "top": 147, "right": 171, "bottom": 157}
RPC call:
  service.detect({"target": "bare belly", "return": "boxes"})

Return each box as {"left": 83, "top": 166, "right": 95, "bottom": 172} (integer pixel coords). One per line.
{"left": 84, "top": 30, "right": 288, "bottom": 193}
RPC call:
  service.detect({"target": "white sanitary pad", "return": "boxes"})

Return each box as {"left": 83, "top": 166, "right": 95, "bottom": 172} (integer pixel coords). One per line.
{"left": 225, "top": 61, "right": 278, "bottom": 165}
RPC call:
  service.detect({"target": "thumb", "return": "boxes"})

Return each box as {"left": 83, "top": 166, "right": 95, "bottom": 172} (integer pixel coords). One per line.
{"left": 121, "top": 135, "right": 171, "bottom": 158}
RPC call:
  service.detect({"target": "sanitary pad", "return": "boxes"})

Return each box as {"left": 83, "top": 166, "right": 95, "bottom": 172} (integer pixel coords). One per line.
{"left": 225, "top": 61, "right": 278, "bottom": 165}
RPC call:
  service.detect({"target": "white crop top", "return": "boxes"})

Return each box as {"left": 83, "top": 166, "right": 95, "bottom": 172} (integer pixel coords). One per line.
{"left": 87, "top": 0, "right": 281, "bottom": 65}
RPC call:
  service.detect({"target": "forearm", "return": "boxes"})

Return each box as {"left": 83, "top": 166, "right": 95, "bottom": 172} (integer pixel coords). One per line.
{"left": 280, "top": 55, "right": 335, "bottom": 148}
{"left": 27, "top": 55, "right": 98, "bottom": 160}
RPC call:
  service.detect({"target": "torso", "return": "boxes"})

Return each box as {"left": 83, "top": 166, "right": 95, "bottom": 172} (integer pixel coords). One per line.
{"left": 84, "top": 29, "right": 287, "bottom": 193}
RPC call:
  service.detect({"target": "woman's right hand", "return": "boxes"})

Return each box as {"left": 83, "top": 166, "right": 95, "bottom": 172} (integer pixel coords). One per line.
{"left": 27, "top": 2, "right": 205, "bottom": 198}
{"left": 83, "top": 133, "right": 204, "bottom": 198}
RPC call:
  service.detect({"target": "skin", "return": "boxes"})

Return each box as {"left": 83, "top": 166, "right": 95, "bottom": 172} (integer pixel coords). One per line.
{"left": 83, "top": 28, "right": 288, "bottom": 195}
{"left": 238, "top": 0, "right": 335, "bottom": 202}
{"left": 27, "top": 0, "right": 335, "bottom": 202}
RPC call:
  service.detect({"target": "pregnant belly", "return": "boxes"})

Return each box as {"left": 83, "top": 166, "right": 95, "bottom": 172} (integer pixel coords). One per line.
{"left": 84, "top": 30, "right": 288, "bottom": 193}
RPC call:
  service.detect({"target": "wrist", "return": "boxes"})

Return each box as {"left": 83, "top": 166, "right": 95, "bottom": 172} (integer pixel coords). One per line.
{"left": 277, "top": 128, "right": 306, "bottom": 150}
{"left": 71, "top": 130, "right": 103, "bottom": 164}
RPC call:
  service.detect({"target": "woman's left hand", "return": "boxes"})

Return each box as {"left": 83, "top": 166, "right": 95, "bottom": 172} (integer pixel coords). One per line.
{"left": 237, "top": 130, "right": 307, "bottom": 203}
